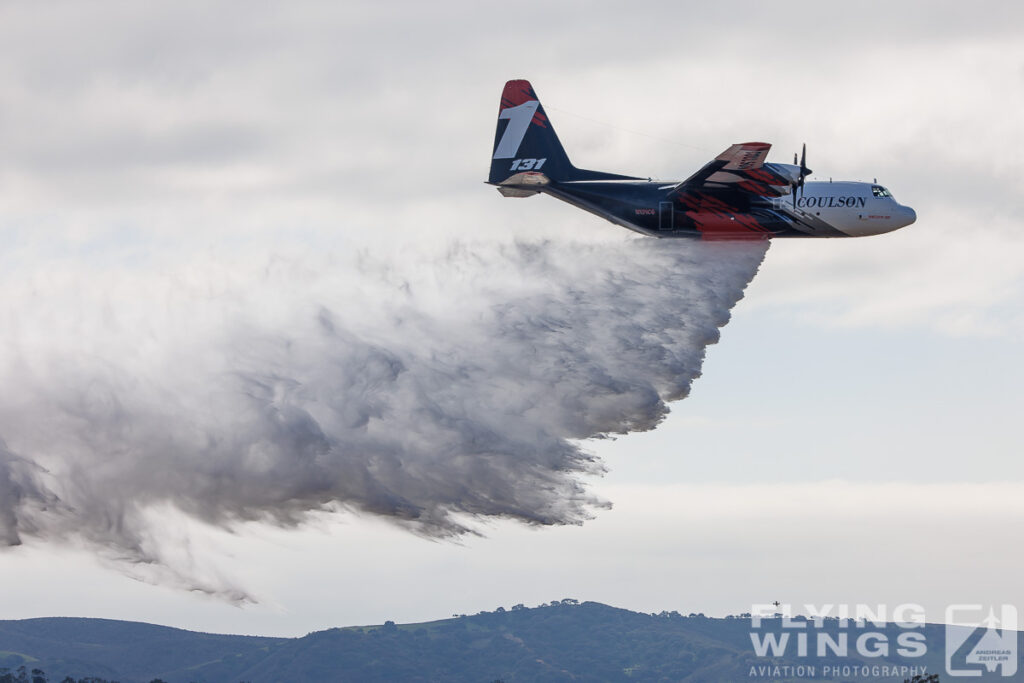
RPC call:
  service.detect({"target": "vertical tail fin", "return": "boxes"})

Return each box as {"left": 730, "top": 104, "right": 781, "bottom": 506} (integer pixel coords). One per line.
{"left": 488, "top": 80, "right": 638, "bottom": 186}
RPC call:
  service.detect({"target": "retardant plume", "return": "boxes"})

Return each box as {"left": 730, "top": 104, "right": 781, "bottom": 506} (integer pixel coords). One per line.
{"left": 0, "top": 237, "right": 767, "bottom": 597}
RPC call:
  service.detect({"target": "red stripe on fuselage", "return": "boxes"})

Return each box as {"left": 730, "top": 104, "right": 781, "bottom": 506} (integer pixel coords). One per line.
{"left": 677, "top": 192, "right": 772, "bottom": 240}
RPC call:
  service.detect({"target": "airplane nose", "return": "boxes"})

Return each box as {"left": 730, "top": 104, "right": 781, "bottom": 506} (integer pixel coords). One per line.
{"left": 898, "top": 206, "right": 916, "bottom": 228}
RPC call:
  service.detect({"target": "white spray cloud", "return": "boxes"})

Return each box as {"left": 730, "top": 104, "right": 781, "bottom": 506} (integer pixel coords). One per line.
{"left": 0, "top": 235, "right": 766, "bottom": 597}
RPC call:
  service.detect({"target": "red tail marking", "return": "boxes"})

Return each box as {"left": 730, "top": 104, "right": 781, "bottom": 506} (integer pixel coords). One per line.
{"left": 499, "top": 79, "right": 547, "bottom": 128}
{"left": 499, "top": 80, "right": 536, "bottom": 110}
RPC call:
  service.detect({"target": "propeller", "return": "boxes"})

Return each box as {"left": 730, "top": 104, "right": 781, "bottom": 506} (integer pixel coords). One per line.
{"left": 791, "top": 143, "right": 812, "bottom": 208}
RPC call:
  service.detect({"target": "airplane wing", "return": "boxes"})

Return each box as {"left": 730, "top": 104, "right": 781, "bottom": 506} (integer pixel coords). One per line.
{"left": 670, "top": 142, "right": 792, "bottom": 198}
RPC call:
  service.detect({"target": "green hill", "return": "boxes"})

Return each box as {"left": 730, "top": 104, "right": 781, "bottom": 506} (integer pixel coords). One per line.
{"left": 0, "top": 602, "right": 1016, "bottom": 682}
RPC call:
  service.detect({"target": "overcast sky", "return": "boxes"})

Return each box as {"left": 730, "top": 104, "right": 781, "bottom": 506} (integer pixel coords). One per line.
{"left": 1, "top": 1, "right": 1023, "bottom": 637}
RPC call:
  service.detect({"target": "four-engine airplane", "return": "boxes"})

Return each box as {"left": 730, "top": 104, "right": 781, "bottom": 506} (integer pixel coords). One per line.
{"left": 488, "top": 80, "right": 916, "bottom": 239}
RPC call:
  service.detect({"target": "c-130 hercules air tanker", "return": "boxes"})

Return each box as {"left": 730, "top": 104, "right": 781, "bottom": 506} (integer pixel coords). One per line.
{"left": 488, "top": 80, "right": 916, "bottom": 240}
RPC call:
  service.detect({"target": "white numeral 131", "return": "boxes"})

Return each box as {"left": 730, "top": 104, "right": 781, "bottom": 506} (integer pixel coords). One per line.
{"left": 510, "top": 158, "right": 546, "bottom": 171}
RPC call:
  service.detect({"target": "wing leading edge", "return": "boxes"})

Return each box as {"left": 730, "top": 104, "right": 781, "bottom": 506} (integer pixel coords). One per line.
{"left": 671, "top": 142, "right": 794, "bottom": 198}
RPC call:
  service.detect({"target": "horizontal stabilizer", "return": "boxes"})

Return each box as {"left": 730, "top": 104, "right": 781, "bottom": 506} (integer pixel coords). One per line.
{"left": 496, "top": 171, "right": 549, "bottom": 197}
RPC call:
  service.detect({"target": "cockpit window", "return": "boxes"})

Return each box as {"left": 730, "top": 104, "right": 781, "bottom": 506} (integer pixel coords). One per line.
{"left": 872, "top": 185, "right": 893, "bottom": 198}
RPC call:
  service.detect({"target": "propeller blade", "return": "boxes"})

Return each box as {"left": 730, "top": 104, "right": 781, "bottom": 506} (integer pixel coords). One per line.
{"left": 797, "top": 143, "right": 811, "bottom": 197}
{"left": 791, "top": 145, "right": 811, "bottom": 207}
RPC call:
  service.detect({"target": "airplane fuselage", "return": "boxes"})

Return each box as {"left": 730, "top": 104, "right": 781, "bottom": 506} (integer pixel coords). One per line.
{"left": 538, "top": 176, "right": 916, "bottom": 239}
